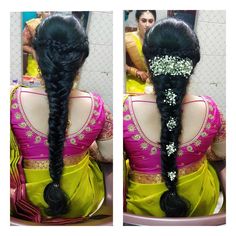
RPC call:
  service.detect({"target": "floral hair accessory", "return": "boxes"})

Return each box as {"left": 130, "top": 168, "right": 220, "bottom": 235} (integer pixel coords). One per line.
{"left": 166, "top": 117, "right": 177, "bottom": 131}
{"left": 168, "top": 171, "right": 177, "bottom": 181}
{"left": 163, "top": 89, "right": 177, "bottom": 106}
{"left": 148, "top": 55, "right": 193, "bottom": 78}
{"left": 166, "top": 142, "right": 177, "bottom": 156}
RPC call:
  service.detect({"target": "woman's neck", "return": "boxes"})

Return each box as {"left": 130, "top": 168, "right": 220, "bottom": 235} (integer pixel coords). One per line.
{"left": 137, "top": 30, "right": 144, "bottom": 43}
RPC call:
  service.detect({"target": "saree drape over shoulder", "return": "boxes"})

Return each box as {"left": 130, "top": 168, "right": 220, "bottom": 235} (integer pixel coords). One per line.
{"left": 123, "top": 95, "right": 226, "bottom": 217}
{"left": 10, "top": 86, "right": 113, "bottom": 224}
{"left": 125, "top": 31, "right": 148, "bottom": 94}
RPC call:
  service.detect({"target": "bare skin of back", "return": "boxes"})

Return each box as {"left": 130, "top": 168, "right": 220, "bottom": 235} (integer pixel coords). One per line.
{"left": 131, "top": 94, "right": 207, "bottom": 145}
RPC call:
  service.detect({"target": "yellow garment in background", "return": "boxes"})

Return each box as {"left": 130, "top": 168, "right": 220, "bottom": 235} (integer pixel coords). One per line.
{"left": 126, "top": 159, "right": 220, "bottom": 217}
{"left": 24, "top": 154, "right": 105, "bottom": 218}
{"left": 25, "top": 54, "right": 40, "bottom": 78}
{"left": 125, "top": 32, "right": 148, "bottom": 94}
{"left": 24, "top": 18, "right": 41, "bottom": 78}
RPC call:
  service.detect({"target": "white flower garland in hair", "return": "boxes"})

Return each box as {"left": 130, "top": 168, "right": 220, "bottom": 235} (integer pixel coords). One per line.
{"left": 168, "top": 171, "right": 177, "bottom": 181}
{"left": 148, "top": 55, "right": 193, "bottom": 78}
{"left": 163, "top": 89, "right": 177, "bottom": 106}
{"left": 166, "top": 117, "right": 177, "bottom": 131}
{"left": 166, "top": 142, "right": 177, "bottom": 156}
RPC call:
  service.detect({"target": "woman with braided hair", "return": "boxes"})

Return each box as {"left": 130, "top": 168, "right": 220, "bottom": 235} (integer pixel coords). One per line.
{"left": 10, "top": 15, "right": 113, "bottom": 223}
{"left": 123, "top": 18, "right": 225, "bottom": 217}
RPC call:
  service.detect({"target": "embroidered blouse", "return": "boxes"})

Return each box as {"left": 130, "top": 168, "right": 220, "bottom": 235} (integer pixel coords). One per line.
{"left": 11, "top": 87, "right": 113, "bottom": 164}
{"left": 123, "top": 95, "right": 225, "bottom": 174}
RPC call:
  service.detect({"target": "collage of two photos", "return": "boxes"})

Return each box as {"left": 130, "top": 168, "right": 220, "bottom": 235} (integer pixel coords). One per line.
{"left": 10, "top": 10, "right": 226, "bottom": 226}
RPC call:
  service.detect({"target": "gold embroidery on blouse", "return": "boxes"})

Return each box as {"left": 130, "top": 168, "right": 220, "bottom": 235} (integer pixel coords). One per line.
{"left": 124, "top": 114, "right": 131, "bottom": 121}
{"left": 26, "top": 130, "right": 33, "bottom": 137}
{"left": 95, "top": 101, "right": 99, "bottom": 107}
{"left": 214, "top": 112, "right": 226, "bottom": 142}
{"left": 206, "top": 123, "right": 211, "bottom": 129}
{"left": 70, "top": 138, "right": 76, "bottom": 145}
{"left": 34, "top": 136, "right": 41, "bottom": 144}
{"left": 132, "top": 134, "right": 141, "bottom": 141}
{"left": 15, "top": 112, "right": 22, "bottom": 120}
{"left": 106, "top": 112, "right": 113, "bottom": 121}
{"left": 23, "top": 153, "right": 87, "bottom": 169}
{"left": 90, "top": 118, "right": 96, "bottom": 125}
{"left": 208, "top": 114, "right": 214, "bottom": 120}
{"left": 140, "top": 142, "right": 148, "bottom": 150}
{"left": 150, "top": 147, "right": 158, "bottom": 155}
{"left": 11, "top": 103, "right": 18, "bottom": 109}
{"left": 128, "top": 124, "right": 135, "bottom": 132}
{"left": 129, "top": 158, "right": 205, "bottom": 184}
{"left": 194, "top": 140, "right": 201, "bottom": 147}
{"left": 85, "top": 126, "right": 91, "bottom": 132}
{"left": 201, "top": 131, "right": 207, "bottom": 137}
{"left": 177, "top": 150, "right": 183, "bottom": 156}
{"left": 19, "top": 122, "right": 27, "bottom": 128}
{"left": 44, "top": 140, "right": 49, "bottom": 146}
{"left": 187, "top": 145, "right": 194, "bottom": 152}
{"left": 93, "top": 110, "right": 99, "bottom": 116}
{"left": 97, "top": 105, "right": 113, "bottom": 141}
{"left": 78, "top": 133, "right": 85, "bottom": 140}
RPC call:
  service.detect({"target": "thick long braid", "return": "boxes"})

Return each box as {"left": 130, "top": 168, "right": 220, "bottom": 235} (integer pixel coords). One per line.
{"left": 33, "top": 15, "right": 89, "bottom": 216}
{"left": 153, "top": 75, "right": 190, "bottom": 217}
{"left": 43, "top": 71, "right": 74, "bottom": 216}
{"left": 143, "top": 17, "right": 200, "bottom": 217}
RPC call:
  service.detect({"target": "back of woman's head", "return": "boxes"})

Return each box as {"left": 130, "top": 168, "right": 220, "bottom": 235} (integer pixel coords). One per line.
{"left": 143, "top": 17, "right": 200, "bottom": 65}
{"left": 32, "top": 15, "right": 89, "bottom": 216}
{"left": 33, "top": 14, "right": 89, "bottom": 79}
{"left": 143, "top": 18, "right": 200, "bottom": 217}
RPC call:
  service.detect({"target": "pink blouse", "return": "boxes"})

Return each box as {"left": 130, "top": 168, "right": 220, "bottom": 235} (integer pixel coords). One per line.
{"left": 123, "top": 95, "right": 225, "bottom": 174}
{"left": 11, "top": 87, "right": 113, "bottom": 162}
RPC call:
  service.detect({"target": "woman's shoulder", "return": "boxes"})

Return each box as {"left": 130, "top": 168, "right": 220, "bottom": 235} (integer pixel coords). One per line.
{"left": 75, "top": 90, "right": 106, "bottom": 107}
{"left": 197, "top": 95, "right": 221, "bottom": 111}
{"left": 127, "top": 94, "right": 156, "bottom": 102}
{"left": 125, "top": 31, "right": 137, "bottom": 43}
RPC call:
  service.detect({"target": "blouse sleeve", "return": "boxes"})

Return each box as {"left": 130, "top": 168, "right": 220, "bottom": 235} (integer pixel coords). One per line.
{"left": 97, "top": 103, "right": 113, "bottom": 141}
{"left": 207, "top": 100, "right": 226, "bottom": 161}
{"left": 214, "top": 111, "right": 226, "bottom": 143}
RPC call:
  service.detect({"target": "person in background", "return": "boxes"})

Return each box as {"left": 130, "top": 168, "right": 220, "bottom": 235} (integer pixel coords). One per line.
{"left": 22, "top": 12, "right": 51, "bottom": 81}
{"left": 125, "top": 10, "right": 156, "bottom": 94}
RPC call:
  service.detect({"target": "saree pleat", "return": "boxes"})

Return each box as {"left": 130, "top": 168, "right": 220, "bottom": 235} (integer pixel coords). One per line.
{"left": 24, "top": 154, "right": 105, "bottom": 218}
{"left": 126, "top": 159, "right": 220, "bottom": 217}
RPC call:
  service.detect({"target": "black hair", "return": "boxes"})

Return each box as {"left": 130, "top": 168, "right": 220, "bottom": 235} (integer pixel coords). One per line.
{"left": 135, "top": 10, "right": 157, "bottom": 22}
{"left": 143, "top": 18, "right": 200, "bottom": 217}
{"left": 32, "top": 14, "right": 89, "bottom": 216}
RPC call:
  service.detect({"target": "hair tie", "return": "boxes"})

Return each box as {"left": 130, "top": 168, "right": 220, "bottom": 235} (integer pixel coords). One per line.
{"left": 53, "top": 182, "right": 60, "bottom": 188}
